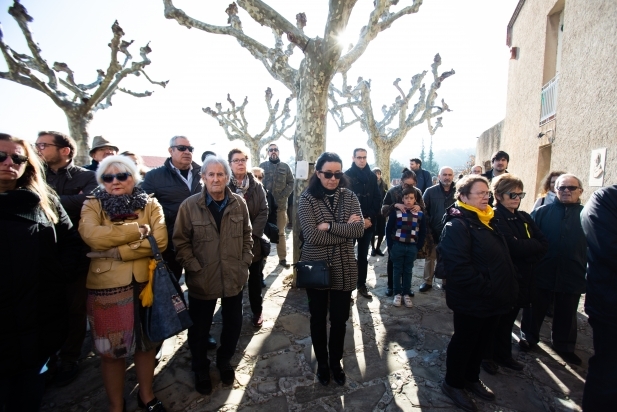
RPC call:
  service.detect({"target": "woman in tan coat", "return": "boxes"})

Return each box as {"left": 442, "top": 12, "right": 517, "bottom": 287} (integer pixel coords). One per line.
{"left": 79, "top": 155, "right": 167, "bottom": 412}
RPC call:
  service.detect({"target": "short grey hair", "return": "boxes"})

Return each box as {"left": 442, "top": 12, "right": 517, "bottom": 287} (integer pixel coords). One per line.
{"left": 439, "top": 166, "right": 454, "bottom": 174}
{"left": 96, "top": 155, "right": 141, "bottom": 187}
{"left": 201, "top": 155, "right": 231, "bottom": 184}
{"left": 169, "top": 135, "right": 189, "bottom": 147}
{"left": 555, "top": 173, "right": 583, "bottom": 189}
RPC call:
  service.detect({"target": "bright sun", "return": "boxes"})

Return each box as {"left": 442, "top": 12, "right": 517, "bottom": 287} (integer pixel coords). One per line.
{"left": 336, "top": 30, "right": 356, "bottom": 50}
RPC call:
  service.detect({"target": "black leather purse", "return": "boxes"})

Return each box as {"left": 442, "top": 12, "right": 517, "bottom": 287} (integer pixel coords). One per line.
{"left": 142, "top": 236, "right": 193, "bottom": 342}
{"left": 295, "top": 197, "right": 342, "bottom": 289}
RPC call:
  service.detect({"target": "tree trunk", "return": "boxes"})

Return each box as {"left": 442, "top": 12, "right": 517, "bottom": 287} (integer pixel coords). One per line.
{"left": 372, "top": 142, "right": 393, "bottom": 188}
{"left": 248, "top": 143, "right": 260, "bottom": 171}
{"left": 66, "top": 110, "right": 93, "bottom": 167}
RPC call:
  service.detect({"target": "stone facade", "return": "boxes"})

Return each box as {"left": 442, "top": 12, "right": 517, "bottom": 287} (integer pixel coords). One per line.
{"left": 476, "top": 0, "right": 617, "bottom": 211}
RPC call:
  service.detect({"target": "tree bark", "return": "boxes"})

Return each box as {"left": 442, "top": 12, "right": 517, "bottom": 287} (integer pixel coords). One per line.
{"left": 66, "top": 111, "right": 93, "bottom": 166}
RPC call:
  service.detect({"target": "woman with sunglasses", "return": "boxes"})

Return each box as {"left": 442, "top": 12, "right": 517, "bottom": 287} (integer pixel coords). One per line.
{"left": 298, "top": 152, "right": 364, "bottom": 387}
{"left": 79, "top": 155, "right": 167, "bottom": 412}
{"left": 0, "top": 134, "right": 79, "bottom": 411}
{"left": 480, "top": 174, "right": 548, "bottom": 375}
{"left": 438, "top": 175, "right": 518, "bottom": 411}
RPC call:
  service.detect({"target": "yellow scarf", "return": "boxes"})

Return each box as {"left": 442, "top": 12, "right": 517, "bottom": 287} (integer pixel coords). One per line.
{"left": 456, "top": 200, "right": 494, "bottom": 230}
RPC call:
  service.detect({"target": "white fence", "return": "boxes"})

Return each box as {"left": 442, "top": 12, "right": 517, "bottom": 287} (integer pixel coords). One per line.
{"left": 540, "top": 74, "right": 559, "bottom": 125}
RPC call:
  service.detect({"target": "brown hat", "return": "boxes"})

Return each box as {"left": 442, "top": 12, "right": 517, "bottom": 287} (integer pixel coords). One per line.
{"left": 89, "top": 136, "right": 119, "bottom": 156}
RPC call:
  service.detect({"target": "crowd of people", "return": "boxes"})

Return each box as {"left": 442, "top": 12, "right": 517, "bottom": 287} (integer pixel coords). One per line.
{"left": 1, "top": 133, "right": 614, "bottom": 412}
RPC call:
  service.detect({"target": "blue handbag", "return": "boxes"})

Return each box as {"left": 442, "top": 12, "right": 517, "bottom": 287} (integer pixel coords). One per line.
{"left": 143, "top": 236, "right": 193, "bottom": 342}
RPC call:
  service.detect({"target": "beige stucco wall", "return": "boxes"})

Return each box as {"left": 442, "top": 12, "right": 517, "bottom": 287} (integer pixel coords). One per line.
{"left": 476, "top": 120, "right": 504, "bottom": 170}
{"left": 478, "top": 0, "right": 617, "bottom": 211}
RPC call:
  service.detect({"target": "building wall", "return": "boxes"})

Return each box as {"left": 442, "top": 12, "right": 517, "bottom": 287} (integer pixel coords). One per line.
{"left": 476, "top": 120, "right": 504, "bottom": 171}
{"left": 480, "top": 0, "right": 617, "bottom": 211}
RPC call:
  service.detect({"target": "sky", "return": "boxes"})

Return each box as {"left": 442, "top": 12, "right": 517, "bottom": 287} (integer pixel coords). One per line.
{"left": 0, "top": 0, "right": 518, "bottom": 168}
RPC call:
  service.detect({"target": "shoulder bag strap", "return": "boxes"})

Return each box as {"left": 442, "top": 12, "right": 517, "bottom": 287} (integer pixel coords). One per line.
{"left": 146, "top": 235, "right": 163, "bottom": 262}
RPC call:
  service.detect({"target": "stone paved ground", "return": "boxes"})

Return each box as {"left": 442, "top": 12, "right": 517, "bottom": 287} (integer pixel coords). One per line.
{"left": 42, "top": 232, "right": 590, "bottom": 411}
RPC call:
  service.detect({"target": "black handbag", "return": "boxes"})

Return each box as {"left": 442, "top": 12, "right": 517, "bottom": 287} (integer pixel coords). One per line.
{"left": 295, "top": 198, "right": 342, "bottom": 289}
{"left": 142, "top": 236, "right": 193, "bottom": 342}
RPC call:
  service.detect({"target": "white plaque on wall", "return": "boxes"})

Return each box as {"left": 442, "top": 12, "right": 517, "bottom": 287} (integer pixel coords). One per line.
{"left": 296, "top": 160, "right": 309, "bottom": 180}
{"left": 589, "top": 148, "right": 606, "bottom": 187}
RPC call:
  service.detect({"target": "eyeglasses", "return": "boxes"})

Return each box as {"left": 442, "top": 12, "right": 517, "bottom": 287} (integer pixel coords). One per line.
{"left": 0, "top": 151, "right": 29, "bottom": 165}
{"left": 470, "top": 191, "right": 493, "bottom": 198}
{"left": 319, "top": 171, "right": 344, "bottom": 179}
{"left": 34, "top": 142, "right": 62, "bottom": 150}
{"left": 171, "top": 145, "right": 194, "bottom": 153}
{"left": 557, "top": 186, "right": 580, "bottom": 192}
{"left": 268, "top": 148, "right": 279, "bottom": 152}
{"left": 101, "top": 172, "right": 132, "bottom": 183}
{"left": 506, "top": 192, "right": 526, "bottom": 200}
{"left": 355, "top": 156, "right": 367, "bottom": 160}
{"left": 231, "top": 158, "right": 248, "bottom": 164}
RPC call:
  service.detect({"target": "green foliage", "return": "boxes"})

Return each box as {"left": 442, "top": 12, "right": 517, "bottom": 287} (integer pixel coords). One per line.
{"left": 390, "top": 159, "right": 404, "bottom": 181}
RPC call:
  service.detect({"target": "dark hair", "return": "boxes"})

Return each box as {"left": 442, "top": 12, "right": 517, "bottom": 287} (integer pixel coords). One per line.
{"left": 228, "top": 148, "right": 248, "bottom": 163}
{"left": 401, "top": 168, "right": 417, "bottom": 182}
{"left": 491, "top": 173, "right": 523, "bottom": 204}
{"left": 267, "top": 143, "right": 278, "bottom": 150}
{"left": 402, "top": 187, "right": 416, "bottom": 198}
{"left": 38, "top": 131, "right": 76, "bottom": 159}
{"left": 201, "top": 150, "right": 216, "bottom": 162}
{"left": 539, "top": 170, "right": 566, "bottom": 196}
{"left": 306, "top": 152, "right": 349, "bottom": 198}
{"left": 455, "top": 175, "right": 490, "bottom": 200}
{"left": 353, "top": 148, "right": 367, "bottom": 157}
{"left": 410, "top": 158, "right": 422, "bottom": 165}
{"left": 491, "top": 150, "right": 510, "bottom": 163}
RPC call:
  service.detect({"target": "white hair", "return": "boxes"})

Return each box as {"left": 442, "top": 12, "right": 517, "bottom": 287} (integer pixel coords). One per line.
{"left": 96, "top": 155, "right": 141, "bottom": 187}
{"left": 201, "top": 155, "right": 231, "bottom": 184}
{"left": 169, "top": 135, "right": 189, "bottom": 147}
{"left": 555, "top": 173, "right": 583, "bottom": 189}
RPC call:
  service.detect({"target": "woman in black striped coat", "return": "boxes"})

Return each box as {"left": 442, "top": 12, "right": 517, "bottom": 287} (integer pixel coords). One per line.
{"left": 298, "top": 152, "right": 365, "bottom": 387}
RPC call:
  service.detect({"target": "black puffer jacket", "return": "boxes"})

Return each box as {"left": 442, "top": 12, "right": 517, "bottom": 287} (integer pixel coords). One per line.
{"left": 141, "top": 158, "right": 202, "bottom": 240}
{"left": 438, "top": 204, "right": 518, "bottom": 317}
{"left": 493, "top": 203, "right": 548, "bottom": 307}
{"left": 229, "top": 173, "right": 268, "bottom": 262}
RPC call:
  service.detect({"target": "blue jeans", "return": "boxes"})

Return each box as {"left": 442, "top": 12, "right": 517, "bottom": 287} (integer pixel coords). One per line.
{"left": 390, "top": 242, "right": 418, "bottom": 296}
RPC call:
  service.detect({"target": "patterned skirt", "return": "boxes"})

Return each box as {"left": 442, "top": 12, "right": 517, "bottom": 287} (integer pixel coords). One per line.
{"left": 86, "top": 281, "right": 159, "bottom": 359}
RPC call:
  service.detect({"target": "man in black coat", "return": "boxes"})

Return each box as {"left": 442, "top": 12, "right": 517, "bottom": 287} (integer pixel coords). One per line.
{"left": 521, "top": 174, "right": 586, "bottom": 365}
{"left": 35, "top": 131, "right": 98, "bottom": 386}
{"left": 345, "top": 148, "right": 382, "bottom": 299}
{"left": 581, "top": 185, "right": 617, "bottom": 410}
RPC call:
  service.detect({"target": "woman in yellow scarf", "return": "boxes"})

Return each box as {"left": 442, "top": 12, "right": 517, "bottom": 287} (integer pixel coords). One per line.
{"left": 437, "top": 175, "right": 519, "bottom": 411}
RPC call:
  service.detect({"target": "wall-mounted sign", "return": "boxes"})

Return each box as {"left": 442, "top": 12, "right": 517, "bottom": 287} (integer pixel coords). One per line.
{"left": 296, "top": 160, "right": 309, "bottom": 180}
{"left": 589, "top": 148, "right": 606, "bottom": 187}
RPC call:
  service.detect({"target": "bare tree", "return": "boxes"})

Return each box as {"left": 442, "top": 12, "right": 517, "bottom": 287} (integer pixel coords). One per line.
{"left": 0, "top": 1, "right": 167, "bottom": 164}
{"left": 329, "top": 53, "right": 454, "bottom": 185}
{"left": 163, "top": 0, "right": 424, "bottom": 263}
{"left": 203, "top": 87, "right": 295, "bottom": 164}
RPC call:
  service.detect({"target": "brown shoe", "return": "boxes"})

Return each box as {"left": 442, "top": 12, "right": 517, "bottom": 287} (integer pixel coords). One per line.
{"left": 465, "top": 380, "right": 496, "bottom": 401}
{"left": 441, "top": 381, "right": 478, "bottom": 412}
{"left": 252, "top": 313, "right": 263, "bottom": 328}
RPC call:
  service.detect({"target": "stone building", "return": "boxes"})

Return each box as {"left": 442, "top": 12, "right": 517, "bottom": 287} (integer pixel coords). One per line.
{"left": 476, "top": 0, "right": 617, "bottom": 211}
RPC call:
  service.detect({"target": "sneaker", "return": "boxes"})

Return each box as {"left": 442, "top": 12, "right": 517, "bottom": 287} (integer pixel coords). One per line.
{"left": 357, "top": 286, "right": 372, "bottom": 299}
{"left": 404, "top": 295, "right": 413, "bottom": 308}
{"left": 252, "top": 313, "right": 263, "bottom": 327}
{"left": 393, "top": 294, "right": 402, "bottom": 307}
{"left": 55, "top": 361, "right": 79, "bottom": 387}
{"left": 216, "top": 359, "right": 235, "bottom": 385}
{"left": 279, "top": 259, "right": 291, "bottom": 269}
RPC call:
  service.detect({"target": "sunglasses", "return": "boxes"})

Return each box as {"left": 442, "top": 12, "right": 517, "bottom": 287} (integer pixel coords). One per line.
{"left": 557, "top": 186, "right": 580, "bottom": 192}
{"left": 101, "top": 172, "right": 132, "bottom": 183}
{"left": 0, "top": 151, "right": 29, "bottom": 165}
{"left": 506, "top": 192, "right": 526, "bottom": 199}
{"left": 319, "top": 171, "right": 344, "bottom": 180}
{"left": 172, "top": 145, "right": 194, "bottom": 153}
{"left": 268, "top": 148, "right": 279, "bottom": 152}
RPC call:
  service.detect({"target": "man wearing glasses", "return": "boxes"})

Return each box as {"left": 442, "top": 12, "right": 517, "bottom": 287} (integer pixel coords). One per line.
{"left": 82, "top": 136, "right": 119, "bottom": 171}
{"left": 259, "top": 143, "right": 294, "bottom": 268}
{"left": 345, "top": 148, "right": 382, "bottom": 299}
{"left": 520, "top": 174, "right": 587, "bottom": 365}
{"left": 35, "top": 131, "right": 98, "bottom": 386}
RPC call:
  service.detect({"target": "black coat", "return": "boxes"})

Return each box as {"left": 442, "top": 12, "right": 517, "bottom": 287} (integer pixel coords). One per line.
{"left": 581, "top": 185, "right": 617, "bottom": 325}
{"left": 531, "top": 199, "right": 586, "bottom": 294}
{"left": 0, "top": 189, "right": 80, "bottom": 374}
{"left": 493, "top": 203, "right": 548, "bottom": 307}
{"left": 45, "top": 163, "right": 98, "bottom": 227}
{"left": 142, "top": 158, "right": 203, "bottom": 240}
{"left": 439, "top": 205, "right": 519, "bottom": 317}
{"left": 422, "top": 182, "right": 455, "bottom": 242}
{"left": 414, "top": 167, "right": 433, "bottom": 194}
{"left": 344, "top": 164, "right": 382, "bottom": 221}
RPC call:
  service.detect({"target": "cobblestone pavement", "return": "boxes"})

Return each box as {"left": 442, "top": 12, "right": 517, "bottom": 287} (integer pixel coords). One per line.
{"left": 42, "top": 233, "right": 589, "bottom": 411}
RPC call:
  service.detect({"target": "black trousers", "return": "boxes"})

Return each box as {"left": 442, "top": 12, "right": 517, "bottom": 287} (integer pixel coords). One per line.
{"left": 445, "top": 312, "right": 499, "bottom": 388}
{"left": 583, "top": 317, "right": 617, "bottom": 411}
{"left": 58, "top": 273, "right": 88, "bottom": 363}
{"left": 520, "top": 288, "right": 580, "bottom": 352}
{"left": 187, "top": 291, "right": 243, "bottom": 373}
{"left": 356, "top": 227, "right": 374, "bottom": 288}
{"left": 162, "top": 248, "right": 184, "bottom": 281}
{"left": 485, "top": 306, "right": 520, "bottom": 362}
{"left": 247, "top": 260, "right": 263, "bottom": 315}
{"left": 0, "top": 366, "right": 45, "bottom": 412}
{"left": 387, "top": 255, "right": 393, "bottom": 290}
{"left": 306, "top": 288, "right": 352, "bottom": 368}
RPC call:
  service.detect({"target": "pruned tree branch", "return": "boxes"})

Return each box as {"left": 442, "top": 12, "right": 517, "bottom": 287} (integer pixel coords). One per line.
{"left": 203, "top": 87, "right": 295, "bottom": 163}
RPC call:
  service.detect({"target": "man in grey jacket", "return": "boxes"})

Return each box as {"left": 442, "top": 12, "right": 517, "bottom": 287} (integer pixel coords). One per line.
{"left": 420, "top": 167, "right": 455, "bottom": 292}
{"left": 260, "top": 143, "right": 294, "bottom": 268}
